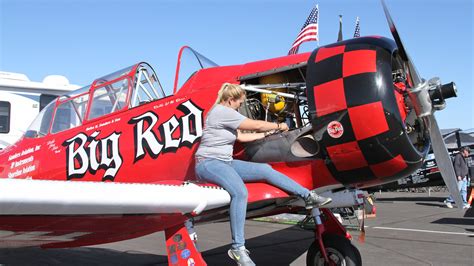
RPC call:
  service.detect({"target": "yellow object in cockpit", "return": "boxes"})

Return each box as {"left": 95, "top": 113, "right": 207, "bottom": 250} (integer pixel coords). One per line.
{"left": 261, "top": 91, "right": 286, "bottom": 113}
{"left": 259, "top": 74, "right": 288, "bottom": 114}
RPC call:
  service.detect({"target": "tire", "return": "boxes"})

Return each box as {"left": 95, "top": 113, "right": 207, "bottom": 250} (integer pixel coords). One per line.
{"left": 306, "top": 234, "right": 362, "bottom": 266}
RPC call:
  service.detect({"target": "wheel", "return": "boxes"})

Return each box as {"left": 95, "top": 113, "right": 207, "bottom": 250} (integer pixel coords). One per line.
{"left": 306, "top": 234, "right": 362, "bottom": 266}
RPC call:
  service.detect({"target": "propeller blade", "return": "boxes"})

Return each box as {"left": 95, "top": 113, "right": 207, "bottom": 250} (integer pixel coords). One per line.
{"left": 381, "top": 0, "right": 422, "bottom": 86}
{"left": 381, "top": 1, "right": 461, "bottom": 208}
{"left": 427, "top": 115, "right": 463, "bottom": 209}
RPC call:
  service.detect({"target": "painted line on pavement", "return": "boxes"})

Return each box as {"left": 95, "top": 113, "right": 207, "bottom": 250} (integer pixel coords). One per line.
{"left": 370, "top": 226, "right": 474, "bottom": 236}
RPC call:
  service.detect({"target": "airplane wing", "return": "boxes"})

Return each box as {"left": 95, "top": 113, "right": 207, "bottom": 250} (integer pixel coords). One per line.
{"left": 0, "top": 178, "right": 306, "bottom": 248}
{"left": 0, "top": 179, "right": 230, "bottom": 216}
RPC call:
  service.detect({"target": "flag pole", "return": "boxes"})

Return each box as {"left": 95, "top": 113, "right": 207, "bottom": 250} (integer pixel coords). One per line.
{"left": 337, "top": 15, "right": 343, "bottom": 42}
{"left": 316, "top": 4, "right": 320, "bottom": 47}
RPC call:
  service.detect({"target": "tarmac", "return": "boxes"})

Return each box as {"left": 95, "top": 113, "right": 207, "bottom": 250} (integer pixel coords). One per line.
{"left": 0, "top": 191, "right": 473, "bottom": 265}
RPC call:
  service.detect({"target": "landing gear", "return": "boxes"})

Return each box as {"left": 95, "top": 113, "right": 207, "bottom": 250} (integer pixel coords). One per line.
{"left": 306, "top": 234, "right": 361, "bottom": 266}
{"left": 164, "top": 220, "right": 207, "bottom": 266}
{"left": 302, "top": 208, "right": 362, "bottom": 266}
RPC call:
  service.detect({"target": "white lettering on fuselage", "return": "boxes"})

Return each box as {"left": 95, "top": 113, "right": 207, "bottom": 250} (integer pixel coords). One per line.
{"left": 128, "top": 100, "right": 203, "bottom": 162}
{"left": 8, "top": 147, "right": 36, "bottom": 161}
{"left": 62, "top": 100, "right": 203, "bottom": 180}
{"left": 62, "top": 131, "right": 123, "bottom": 181}
{"left": 10, "top": 155, "right": 34, "bottom": 168}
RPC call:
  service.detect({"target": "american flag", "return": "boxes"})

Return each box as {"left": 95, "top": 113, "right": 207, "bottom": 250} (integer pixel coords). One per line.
{"left": 288, "top": 5, "right": 319, "bottom": 55}
{"left": 353, "top": 17, "right": 360, "bottom": 38}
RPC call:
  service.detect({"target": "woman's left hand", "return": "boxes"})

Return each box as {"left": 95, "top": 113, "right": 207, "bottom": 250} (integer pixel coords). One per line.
{"left": 278, "top": 123, "right": 289, "bottom": 132}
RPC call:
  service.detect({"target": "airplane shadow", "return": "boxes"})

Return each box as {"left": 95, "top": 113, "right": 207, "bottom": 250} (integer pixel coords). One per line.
{"left": 202, "top": 225, "right": 313, "bottom": 266}
{"left": 415, "top": 202, "right": 446, "bottom": 207}
{"left": 464, "top": 207, "right": 474, "bottom": 218}
{"left": 0, "top": 225, "right": 313, "bottom": 266}
{"left": 466, "top": 228, "right": 474, "bottom": 238}
{"left": 431, "top": 217, "right": 474, "bottom": 226}
{"left": 0, "top": 247, "right": 163, "bottom": 265}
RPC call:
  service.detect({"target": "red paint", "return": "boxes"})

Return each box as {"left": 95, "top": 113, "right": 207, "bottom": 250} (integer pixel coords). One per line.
{"left": 315, "top": 46, "right": 345, "bottom": 62}
{"left": 314, "top": 78, "right": 347, "bottom": 117}
{"left": 349, "top": 101, "right": 389, "bottom": 140}
{"left": 0, "top": 214, "right": 186, "bottom": 249}
{"left": 343, "top": 50, "right": 376, "bottom": 77}
{"left": 165, "top": 223, "right": 207, "bottom": 266}
{"left": 370, "top": 154, "right": 407, "bottom": 178}
{"left": 394, "top": 82, "right": 408, "bottom": 122}
{"left": 326, "top": 141, "right": 368, "bottom": 171}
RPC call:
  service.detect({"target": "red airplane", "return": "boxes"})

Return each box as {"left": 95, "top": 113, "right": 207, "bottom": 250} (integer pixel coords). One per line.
{"left": 0, "top": 2, "right": 461, "bottom": 265}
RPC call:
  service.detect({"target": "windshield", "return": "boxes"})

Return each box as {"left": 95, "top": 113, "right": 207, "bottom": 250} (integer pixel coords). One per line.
{"left": 25, "top": 101, "right": 55, "bottom": 138}
{"left": 51, "top": 93, "right": 89, "bottom": 134}
{"left": 173, "top": 46, "right": 218, "bottom": 93}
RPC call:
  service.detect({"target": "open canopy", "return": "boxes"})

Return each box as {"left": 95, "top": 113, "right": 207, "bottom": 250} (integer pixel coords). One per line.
{"left": 173, "top": 46, "right": 218, "bottom": 93}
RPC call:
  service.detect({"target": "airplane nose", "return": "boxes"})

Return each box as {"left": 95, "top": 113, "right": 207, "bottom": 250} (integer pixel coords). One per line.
{"left": 429, "top": 81, "right": 457, "bottom": 105}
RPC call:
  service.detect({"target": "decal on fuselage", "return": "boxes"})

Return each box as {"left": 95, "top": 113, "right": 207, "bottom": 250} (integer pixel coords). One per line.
{"left": 6, "top": 145, "right": 41, "bottom": 179}
{"left": 62, "top": 100, "right": 203, "bottom": 181}
{"left": 128, "top": 99, "right": 203, "bottom": 162}
{"left": 327, "top": 121, "right": 344, "bottom": 139}
{"left": 63, "top": 131, "right": 123, "bottom": 181}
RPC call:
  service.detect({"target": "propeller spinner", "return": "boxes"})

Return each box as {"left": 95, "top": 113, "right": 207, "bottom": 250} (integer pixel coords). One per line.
{"left": 381, "top": 0, "right": 462, "bottom": 208}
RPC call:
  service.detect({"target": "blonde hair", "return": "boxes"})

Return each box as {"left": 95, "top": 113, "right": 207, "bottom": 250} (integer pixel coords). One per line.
{"left": 215, "top": 83, "right": 246, "bottom": 105}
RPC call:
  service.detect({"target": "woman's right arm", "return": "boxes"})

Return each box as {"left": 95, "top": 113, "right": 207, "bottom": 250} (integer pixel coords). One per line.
{"left": 238, "top": 118, "right": 289, "bottom": 132}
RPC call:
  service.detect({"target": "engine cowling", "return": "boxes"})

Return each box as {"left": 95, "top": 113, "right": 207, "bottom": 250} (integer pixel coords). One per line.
{"left": 305, "top": 37, "right": 429, "bottom": 188}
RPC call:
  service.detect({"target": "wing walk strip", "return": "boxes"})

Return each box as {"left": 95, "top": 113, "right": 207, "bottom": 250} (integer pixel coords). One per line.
{"left": 366, "top": 226, "right": 474, "bottom": 236}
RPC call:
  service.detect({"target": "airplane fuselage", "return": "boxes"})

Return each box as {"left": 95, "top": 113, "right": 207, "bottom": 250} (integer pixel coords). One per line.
{"left": 0, "top": 37, "right": 431, "bottom": 248}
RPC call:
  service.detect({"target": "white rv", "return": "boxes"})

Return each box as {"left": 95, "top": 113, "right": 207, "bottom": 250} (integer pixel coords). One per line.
{"left": 0, "top": 71, "right": 80, "bottom": 149}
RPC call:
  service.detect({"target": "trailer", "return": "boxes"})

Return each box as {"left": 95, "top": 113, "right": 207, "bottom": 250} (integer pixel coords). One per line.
{"left": 0, "top": 71, "right": 80, "bottom": 149}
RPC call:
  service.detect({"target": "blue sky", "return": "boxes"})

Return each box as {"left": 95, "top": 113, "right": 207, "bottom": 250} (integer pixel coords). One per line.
{"left": 0, "top": 0, "right": 472, "bottom": 129}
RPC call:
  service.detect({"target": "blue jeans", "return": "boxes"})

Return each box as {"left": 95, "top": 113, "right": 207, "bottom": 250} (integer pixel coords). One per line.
{"left": 446, "top": 177, "right": 468, "bottom": 204}
{"left": 195, "top": 158, "right": 310, "bottom": 249}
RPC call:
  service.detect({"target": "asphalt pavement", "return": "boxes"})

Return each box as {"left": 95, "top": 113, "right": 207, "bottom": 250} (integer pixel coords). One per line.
{"left": 0, "top": 191, "right": 473, "bottom": 265}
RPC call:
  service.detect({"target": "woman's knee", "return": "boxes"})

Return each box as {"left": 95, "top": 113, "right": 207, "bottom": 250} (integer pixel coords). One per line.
{"left": 230, "top": 186, "right": 248, "bottom": 200}
{"left": 259, "top": 163, "right": 281, "bottom": 180}
{"left": 256, "top": 163, "right": 274, "bottom": 174}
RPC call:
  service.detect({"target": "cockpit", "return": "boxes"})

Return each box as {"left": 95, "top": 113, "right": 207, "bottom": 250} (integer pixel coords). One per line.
{"left": 25, "top": 62, "right": 165, "bottom": 138}
{"left": 24, "top": 47, "right": 218, "bottom": 139}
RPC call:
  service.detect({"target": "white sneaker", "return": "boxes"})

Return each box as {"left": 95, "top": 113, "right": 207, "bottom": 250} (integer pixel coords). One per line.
{"left": 304, "top": 191, "right": 332, "bottom": 209}
{"left": 444, "top": 200, "right": 453, "bottom": 209}
{"left": 463, "top": 204, "right": 471, "bottom": 209}
{"left": 228, "top": 247, "right": 256, "bottom": 266}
